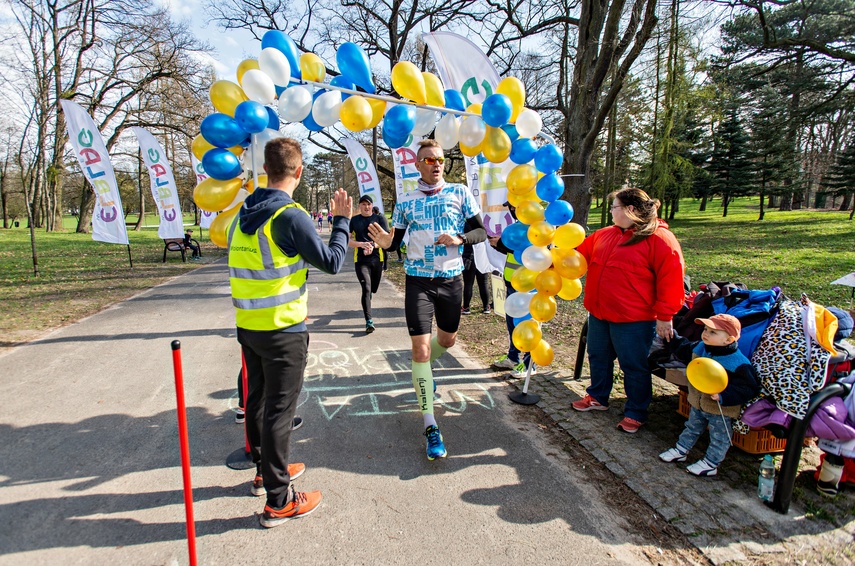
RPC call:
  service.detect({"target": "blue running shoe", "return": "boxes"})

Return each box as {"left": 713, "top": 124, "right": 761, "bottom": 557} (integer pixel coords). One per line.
{"left": 424, "top": 425, "right": 447, "bottom": 460}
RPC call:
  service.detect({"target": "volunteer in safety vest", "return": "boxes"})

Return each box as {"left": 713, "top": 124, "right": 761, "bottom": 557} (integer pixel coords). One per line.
{"left": 228, "top": 137, "right": 351, "bottom": 528}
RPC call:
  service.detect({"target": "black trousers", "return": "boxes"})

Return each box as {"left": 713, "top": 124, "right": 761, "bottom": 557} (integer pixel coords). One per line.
{"left": 355, "top": 258, "right": 383, "bottom": 321}
{"left": 462, "top": 258, "right": 490, "bottom": 310}
{"left": 238, "top": 328, "right": 309, "bottom": 508}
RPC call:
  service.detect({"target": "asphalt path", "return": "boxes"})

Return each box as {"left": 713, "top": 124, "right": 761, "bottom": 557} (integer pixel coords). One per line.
{"left": 0, "top": 254, "right": 659, "bottom": 565}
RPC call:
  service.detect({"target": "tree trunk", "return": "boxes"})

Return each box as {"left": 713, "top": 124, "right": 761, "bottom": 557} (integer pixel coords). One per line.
{"left": 76, "top": 181, "right": 94, "bottom": 233}
{"left": 699, "top": 195, "right": 707, "bottom": 211}
{"left": 840, "top": 194, "right": 852, "bottom": 211}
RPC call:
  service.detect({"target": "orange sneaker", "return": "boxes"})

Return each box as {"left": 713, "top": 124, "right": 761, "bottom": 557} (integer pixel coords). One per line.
{"left": 571, "top": 394, "right": 608, "bottom": 412}
{"left": 260, "top": 489, "right": 322, "bottom": 528}
{"left": 250, "top": 463, "right": 306, "bottom": 497}
{"left": 616, "top": 417, "right": 644, "bottom": 434}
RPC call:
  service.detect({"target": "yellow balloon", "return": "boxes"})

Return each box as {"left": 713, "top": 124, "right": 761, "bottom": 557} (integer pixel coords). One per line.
{"left": 528, "top": 220, "right": 556, "bottom": 247}
{"left": 515, "top": 199, "right": 544, "bottom": 225}
{"left": 391, "top": 61, "right": 426, "bottom": 104}
{"left": 686, "top": 357, "right": 729, "bottom": 395}
{"left": 366, "top": 98, "right": 386, "bottom": 129}
{"left": 535, "top": 269, "right": 563, "bottom": 296}
{"left": 530, "top": 339, "right": 554, "bottom": 367}
{"left": 210, "top": 80, "right": 249, "bottom": 117}
{"left": 512, "top": 320, "right": 542, "bottom": 352}
{"left": 237, "top": 59, "right": 260, "bottom": 84}
{"left": 459, "top": 140, "right": 483, "bottom": 157}
{"left": 245, "top": 175, "right": 268, "bottom": 193}
{"left": 551, "top": 248, "right": 588, "bottom": 280}
{"left": 557, "top": 277, "right": 583, "bottom": 301}
{"left": 422, "top": 72, "right": 445, "bottom": 106}
{"left": 529, "top": 292, "right": 557, "bottom": 322}
{"left": 340, "top": 95, "right": 373, "bottom": 132}
{"left": 482, "top": 126, "right": 512, "bottom": 163}
{"left": 300, "top": 53, "right": 326, "bottom": 83}
{"left": 192, "top": 134, "right": 215, "bottom": 161}
{"left": 194, "top": 177, "right": 243, "bottom": 213}
{"left": 507, "top": 188, "right": 539, "bottom": 208}
{"left": 506, "top": 164, "right": 538, "bottom": 195}
{"left": 466, "top": 103, "right": 482, "bottom": 115}
{"left": 497, "top": 77, "right": 526, "bottom": 122}
{"left": 511, "top": 266, "right": 538, "bottom": 293}
{"left": 209, "top": 205, "right": 240, "bottom": 248}
{"left": 553, "top": 223, "right": 586, "bottom": 249}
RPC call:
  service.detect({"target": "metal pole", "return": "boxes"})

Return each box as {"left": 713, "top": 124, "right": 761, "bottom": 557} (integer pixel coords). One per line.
{"left": 170, "top": 340, "right": 198, "bottom": 566}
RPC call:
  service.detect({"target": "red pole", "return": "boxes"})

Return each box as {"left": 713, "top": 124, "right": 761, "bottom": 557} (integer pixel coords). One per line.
{"left": 240, "top": 350, "right": 250, "bottom": 454}
{"left": 171, "top": 340, "right": 198, "bottom": 566}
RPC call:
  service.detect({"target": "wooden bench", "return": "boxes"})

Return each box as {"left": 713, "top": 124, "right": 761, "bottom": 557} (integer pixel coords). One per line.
{"left": 162, "top": 237, "right": 201, "bottom": 263}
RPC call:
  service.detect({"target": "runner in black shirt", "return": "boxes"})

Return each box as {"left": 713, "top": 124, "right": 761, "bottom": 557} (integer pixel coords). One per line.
{"left": 349, "top": 195, "right": 389, "bottom": 333}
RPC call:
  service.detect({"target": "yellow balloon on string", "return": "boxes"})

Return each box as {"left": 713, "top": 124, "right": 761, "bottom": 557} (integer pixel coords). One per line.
{"left": 245, "top": 175, "right": 268, "bottom": 193}
{"left": 529, "top": 292, "right": 557, "bottom": 322}
{"left": 339, "top": 95, "right": 373, "bottom": 132}
{"left": 194, "top": 177, "right": 243, "bottom": 213}
{"left": 422, "top": 72, "right": 445, "bottom": 106}
{"left": 459, "top": 140, "right": 483, "bottom": 157}
{"left": 511, "top": 266, "right": 538, "bottom": 293}
{"left": 515, "top": 200, "right": 544, "bottom": 225}
{"left": 209, "top": 204, "right": 241, "bottom": 248}
{"left": 482, "top": 126, "right": 512, "bottom": 163}
{"left": 557, "top": 277, "right": 583, "bottom": 301}
{"left": 391, "top": 61, "right": 426, "bottom": 104}
{"left": 506, "top": 164, "right": 538, "bottom": 195}
{"left": 512, "top": 320, "right": 542, "bottom": 352}
{"left": 551, "top": 248, "right": 587, "bottom": 280}
{"left": 535, "top": 269, "right": 563, "bottom": 296}
{"left": 553, "top": 223, "right": 586, "bottom": 249}
{"left": 528, "top": 220, "right": 556, "bottom": 247}
{"left": 507, "top": 187, "right": 539, "bottom": 208}
{"left": 497, "top": 77, "right": 526, "bottom": 122}
{"left": 236, "top": 59, "right": 260, "bottom": 84}
{"left": 686, "top": 358, "right": 729, "bottom": 395}
{"left": 530, "top": 339, "right": 554, "bottom": 367}
{"left": 366, "top": 98, "right": 386, "bottom": 129}
{"left": 300, "top": 53, "right": 327, "bottom": 83}
{"left": 210, "top": 80, "right": 249, "bottom": 117}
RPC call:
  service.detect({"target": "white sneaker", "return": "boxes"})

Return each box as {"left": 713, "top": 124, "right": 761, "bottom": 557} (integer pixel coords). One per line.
{"left": 492, "top": 355, "right": 517, "bottom": 370}
{"left": 510, "top": 362, "right": 537, "bottom": 378}
{"left": 686, "top": 459, "right": 718, "bottom": 477}
{"left": 659, "top": 447, "right": 687, "bottom": 463}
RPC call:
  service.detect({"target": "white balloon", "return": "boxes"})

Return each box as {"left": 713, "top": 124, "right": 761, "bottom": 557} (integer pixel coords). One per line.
{"left": 521, "top": 245, "right": 553, "bottom": 272}
{"left": 312, "top": 90, "right": 342, "bottom": 127}
{"left": 246, "top": 128, "right": 283, "bottom": 172}
{"left": 505, "top": 291, "right": 534, "bottom": 318}
{"left": 458, "top": 115, "right": 486, "bottom": 147}
{"left": 241, "top": 69, "right": 277, "bottom": 105}
{"left": 258, "top": 47, "right": 292, "bottom": 86}
{"left": 516, "top": 109, "right": 543, "bottom": 138}
{"left": 435, "top": 114, "right": 460, "bottom": 149}
{"left": 278, "top": 86, "right": 313, "bottom": 122}
{"left": 411, "top": 109, "right": 438, "bottom": 136}
{"left": 224, "top": 188, "right": 250, "bottom": 211}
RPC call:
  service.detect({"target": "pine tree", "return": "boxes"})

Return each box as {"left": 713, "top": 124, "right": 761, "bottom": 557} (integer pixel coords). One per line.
{"left": 707, "top": 105, "right": 754, "bottom": 217}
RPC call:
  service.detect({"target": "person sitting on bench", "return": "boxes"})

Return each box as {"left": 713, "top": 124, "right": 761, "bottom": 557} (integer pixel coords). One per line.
{"left": 184, "top": 229, "right": 200, "bottom": 259}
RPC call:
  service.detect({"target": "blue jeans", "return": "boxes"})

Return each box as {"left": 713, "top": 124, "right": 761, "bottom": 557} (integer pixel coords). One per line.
{"left": 677, "top": 406, "right": 733, "bottom": 466}
{"left": 504, "top": 280, "right": 531, "bottom": 366}
{"left": 586, "top": 314, "right": 655, "bottom": 422}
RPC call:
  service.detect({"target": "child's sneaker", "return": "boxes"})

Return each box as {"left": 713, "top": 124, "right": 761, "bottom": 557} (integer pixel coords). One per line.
{"left": 659, "top": 447, "right": 688, "bottom": 463}
{"left": 510, "top": 361, "right": 536, "bottom": 378}
{"left": 571, "top": 394, "right": 608, "bottom": 412}
{"left": 424, "top": 425, "right": 447, "bottom": 460}
{"left": 492, "top": 355, "right": 517, "bottom": 370}
{"left": 260, "top": 487, "right": 322, "bottom": 528}
{"left": 686, "top": 458, "right": 718, "bottom": 477}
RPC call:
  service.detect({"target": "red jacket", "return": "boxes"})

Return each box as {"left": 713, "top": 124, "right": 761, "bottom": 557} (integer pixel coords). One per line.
{"left": 575, "top": 219, "right": 685, "bottom": 323}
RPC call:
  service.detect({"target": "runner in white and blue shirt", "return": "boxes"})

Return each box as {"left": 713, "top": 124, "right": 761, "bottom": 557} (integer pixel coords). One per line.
{"left": 367, "top": 140, "right": 486, "bottom": 461}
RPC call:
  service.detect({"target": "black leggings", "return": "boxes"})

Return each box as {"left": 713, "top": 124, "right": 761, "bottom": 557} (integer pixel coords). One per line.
{"left": 463, "top": 259, "right": 490, "bottom": 309}
{"left": 356, "top": 259, "right": 383, "bottom": 321}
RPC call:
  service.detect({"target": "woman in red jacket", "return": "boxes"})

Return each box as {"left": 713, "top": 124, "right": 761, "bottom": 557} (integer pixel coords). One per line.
{"left": 571, "top": 188, "right": 685, "bottom": 433}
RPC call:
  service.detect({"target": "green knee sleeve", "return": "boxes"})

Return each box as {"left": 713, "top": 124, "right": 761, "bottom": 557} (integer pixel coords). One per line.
{"left": 429, "top": 335, "right": 447, "bottom": 363}
{"left": 412, "top": 361, "right": 434, "bottom": 415}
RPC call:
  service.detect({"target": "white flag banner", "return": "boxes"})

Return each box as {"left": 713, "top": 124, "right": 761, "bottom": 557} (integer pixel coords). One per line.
{"left": 342, "top": 139, "right": 384, "bottom": 215}
{"left": 132, "top": 128, "right": 184, "bottom": 239}
{"left": 60, "top": 100, "right": 128, "bottom": 245}
{"left": 391, "top": 135, "right": 422, "bottom": 199}
{"left": 191, "top": 155, "right": 216, "bottom": 229}
{"left": 423, "top": 31, "right": 511, "bottom": 256}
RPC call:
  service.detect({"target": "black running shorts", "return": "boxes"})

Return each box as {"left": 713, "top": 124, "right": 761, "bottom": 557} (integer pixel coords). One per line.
{"left": 404, "top": 274, "right": 464, "bottom": 336}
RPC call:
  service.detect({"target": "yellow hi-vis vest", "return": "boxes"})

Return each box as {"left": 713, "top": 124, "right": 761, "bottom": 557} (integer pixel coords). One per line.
{"left": 228, "top": 204, "right": 309, "bottom": 331}
{"left": 503, "top": 252, "right": 521, "bottom": 282}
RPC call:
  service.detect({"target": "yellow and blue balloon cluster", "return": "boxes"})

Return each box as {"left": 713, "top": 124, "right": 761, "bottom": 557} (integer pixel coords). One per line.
{"left": 191, "top": 31, "right": 551, "bottom": 248}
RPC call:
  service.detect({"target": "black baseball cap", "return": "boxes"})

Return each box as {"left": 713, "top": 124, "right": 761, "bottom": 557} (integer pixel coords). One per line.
{"left": 358, "top": 194, "right": 373, "bottom": 204}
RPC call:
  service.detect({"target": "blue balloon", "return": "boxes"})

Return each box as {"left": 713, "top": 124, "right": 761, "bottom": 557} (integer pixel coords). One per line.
{"left": 500, "top": 221, "right": 530, "bottom": 251}
{"left": 266, "top": 106, "right": 280, "bottom": 131}
{"left": 275, "top": 85, "right": 286, "bottom": 97}
{"left": 336, "top": 42, "right": 375, "bottom": 94}
{"left": 261, "top": 30, "right": 302, "bottom": 80}
{"left": 513, "top": 313, "right": 533, "bottom": 326}
{"left": 501, "top": 123, "right": 519, "bottom": 142}
{"left": 536, "top": 173, "right": 565, "bottom": 203}
{"left": 383, "top": 105, "right": 417, "bottom": 138}
{"left": 234, "top": 101, "right": 269, "bottom": 134}
{"left": 200, "top": 113, "right": 247, "bottom": 148}
{"left": 302, "top": 111, "right": 323, "bottom": 132}
{"left": 481, "top": 94, "right": 513, "bottom": 128}
{"left": 382, "top": 124, "right": 408, "bottom": 149}
{"left": 544, "top": 200, "right": 574, "bottom": 225}
{"left": 444, "top": 89, "right": 466, "bottom": 112}
{"left": 513, "top": 248, "right": 525, "bottom": 265}
{"left": 509, "top": 138, "right": 537, "bottom": 164}
{"left": 534, "top": 144, "right": 563, "bottom": 175}
{"left": 330, "top": 75, "right": 355, "bottom": 100}
{"left": 202, "top": 148, "right": 242, "bottom": 181}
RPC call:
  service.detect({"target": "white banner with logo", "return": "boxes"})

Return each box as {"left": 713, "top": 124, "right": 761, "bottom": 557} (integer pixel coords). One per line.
{"left": 60, "top": 100, "right": 128, "bottom": 245}
{"left": 342, "top": 139, "right": 384, "bottom": 215}
{"left": 132, "top": 127, "right": 184, "bottom": 239}
{"left": 191, "top": 155, "right": 216, "bottom": 228}
{"left": 391, "top": 135, "right": 422, "bottom": 200}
